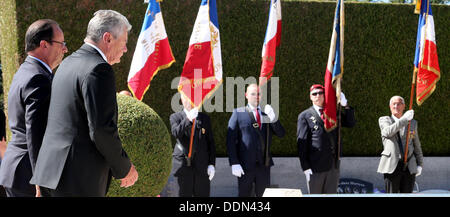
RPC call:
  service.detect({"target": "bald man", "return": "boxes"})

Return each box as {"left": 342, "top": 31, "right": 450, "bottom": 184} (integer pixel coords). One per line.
{"left": 227, "top": 83, "right": 285, "bottom": 197}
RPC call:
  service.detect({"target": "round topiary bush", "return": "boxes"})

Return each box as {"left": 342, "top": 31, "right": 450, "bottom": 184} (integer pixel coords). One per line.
{"left": 107, "top": 94, "right": 172, "bottom": 197}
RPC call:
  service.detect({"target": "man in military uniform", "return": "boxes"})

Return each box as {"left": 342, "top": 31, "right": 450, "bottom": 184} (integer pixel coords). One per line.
{"left": 297, "top": 84, "right": 355, "bottom": 194}
{"left": 170, "top": 95, "right": 216, "bottom": 197}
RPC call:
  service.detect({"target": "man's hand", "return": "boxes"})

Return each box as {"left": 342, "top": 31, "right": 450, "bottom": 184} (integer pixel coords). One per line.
{"left": 187, "top": 108, "right": 199, "bottom": 122}
{"left": 304, "top": 169, "right": 313, "bottom": 182}
{"left": 340, "top": 92, "right": 348, "bottom": 107}
{"left": 120, "top": 164, "right": 138, "bottom": 188}
{"left": 264, "top": 104, "right": 276, "bottom": 122}
{"left": 416, "top": 166, "right": 422, "bottom": 177}
{"left": 401, "top": 110, "right": 414, "bottom": 122}
{"left": 231, "top": 164, "right": 245, "bottom": 178}
{"left": 35, "top": 185, "right": 41, "bottom": 197}
{"left": 207, "top": 165, "right": 215, "bottom": 181}
{"left": 0, "top": 137, "right": 7, "bottom": 159}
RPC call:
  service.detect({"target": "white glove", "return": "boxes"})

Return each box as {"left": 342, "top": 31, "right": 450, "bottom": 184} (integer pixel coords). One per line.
{"left": 304, "top": 169, "right": 313, "bottom": 182}
{"left": 401, "top": 110, "right": 414, "bottom": 122}
{"left": 231, "top": 164, "right": 245, "bottom": 178}
{"left": 186, "top": 108, "right": 199, "bottom": 122}
{"left": 340, "top": 92, "right": 348, "bottom": 107}
{"left": 207, "top": 165, "right": 215, "bottom": 181}
{"left": 416, "top": 166, "right": 422, "bottom": 177}
{"left": 264, "top": 104, "right": 276, "bottom": 122}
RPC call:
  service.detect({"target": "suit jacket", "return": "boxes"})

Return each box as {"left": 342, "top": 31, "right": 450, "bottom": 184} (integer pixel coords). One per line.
{"left": 30, "top": 44, "right": 131, "bottom": 196}
{"left": 170, "top": 111, "right": 216, "bottom": 172}
{"left": 377, "top": 116, "right": 423, "bottom": 174}
{"left": 0, "top": 56, "right": 52, "bottom": 190}
{"left": 297, "top": 106, "right": 355, "bottom": 173}
{"left": 227, "top": 106, "right": 285, "bottom": 171}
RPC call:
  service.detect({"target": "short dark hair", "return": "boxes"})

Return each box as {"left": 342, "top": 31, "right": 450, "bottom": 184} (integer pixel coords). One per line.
{"left": 25, "top": 19, "right": 59, "bottom": 52}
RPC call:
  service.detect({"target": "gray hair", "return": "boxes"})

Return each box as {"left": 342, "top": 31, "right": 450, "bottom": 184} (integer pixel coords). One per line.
{"left": 389, "top": 95, "right": 405, "bottom": 105}
{"left": 85, "top": 10, "right": 132, "bottom": 43}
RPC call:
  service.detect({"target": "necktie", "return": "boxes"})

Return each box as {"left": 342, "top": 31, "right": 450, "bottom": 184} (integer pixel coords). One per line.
{"left": 319, "top": 108, "right": 325, "bottom": 121}
{"left": 255, "top": 108, "right": 261, "bottom": 129}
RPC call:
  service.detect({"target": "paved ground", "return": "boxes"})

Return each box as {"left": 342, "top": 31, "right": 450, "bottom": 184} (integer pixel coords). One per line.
{"left": 161, "top": 157, "right": 450, "bottom": 197}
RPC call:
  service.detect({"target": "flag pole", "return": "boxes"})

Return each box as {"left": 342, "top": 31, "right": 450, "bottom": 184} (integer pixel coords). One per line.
{"left": 403, "top": 68, "right": 417, "bottom": 171}
{"left": 404, "top": 0, "right": 429, "bottom": 171}
{"left": 265, "top": 79, "right": 271, "bottom": 167}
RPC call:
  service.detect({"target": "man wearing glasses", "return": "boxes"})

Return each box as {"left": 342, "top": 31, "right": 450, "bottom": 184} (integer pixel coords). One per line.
{"left": 30, "top": 10, "right": 138, "bottom": 197}
{"left": 296, "top": 84, "right": 355, "bottom": 194}
{"left": 0, "top": 19, "right": 67, "bottom": 197}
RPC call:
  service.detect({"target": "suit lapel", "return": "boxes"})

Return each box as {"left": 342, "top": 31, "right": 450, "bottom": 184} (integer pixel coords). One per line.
{"left": 388, "top": 116, "right": 403, "bottom": 156}
{"left": 308, "top": 106, "right": 324, "bottom": 128}
{"left": 246, "top": 105, "right": 266, "bottom": 131}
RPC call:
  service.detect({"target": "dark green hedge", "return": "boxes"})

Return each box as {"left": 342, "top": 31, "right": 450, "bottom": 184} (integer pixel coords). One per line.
{"left": 108, "top": 94, "right": 172, "bottom": 197}
{"left": 4, "top": 0, "right": 449, "bottom": 156}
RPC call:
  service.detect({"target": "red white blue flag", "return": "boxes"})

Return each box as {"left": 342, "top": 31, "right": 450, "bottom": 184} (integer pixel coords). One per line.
{"left": 323, "top": 0, "right": 344, "bottom": 132}
{"left": 128, "top": 0, "right": 175, "bottom": 101}
{"left": 259, "top": 0, "right": 281, "bottom": 85}
{"left": 414, "top": 0, "right": 440, "bottom": 106}
{"left": 178, "top": 0, "right": 222, "bottom": 108}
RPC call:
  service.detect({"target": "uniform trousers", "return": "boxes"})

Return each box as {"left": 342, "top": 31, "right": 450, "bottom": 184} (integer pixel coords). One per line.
{"left": 238, "top": 164, "right": 270, "bottom": 197}
{"left": 309, "top": 159, "right": 340, "bottom": 194}
{"left": 384, "top": 161, "right": 415, "bottom": 193}
{"left": 173, "top": 158, "right": 210, "bottom": 197}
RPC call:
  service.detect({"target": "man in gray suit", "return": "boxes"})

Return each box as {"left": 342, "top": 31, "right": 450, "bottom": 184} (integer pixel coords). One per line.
{"left": 0, "top": 19, "right": 67, "bottom": 197}
{"left": 377, "top": 96, "right": 423, "bottom": 193}
{"left": 30, "top": 10, "right": 138, "bottom": 196}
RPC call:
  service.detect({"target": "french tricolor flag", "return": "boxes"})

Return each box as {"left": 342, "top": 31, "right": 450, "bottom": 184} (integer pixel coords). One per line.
{"left": 128, "top": 0, "right": 175, "bottom": 101}
{"left": 414, "top": 0, "right": 440, "bottom": 106}
{"left": 178, "top": 0, "right": 222, "bottom": 108}
{"left": 323, "top": 0, "right": 344, "bottom": 132}
{"left": 260, "top": 0, "right": 281, "bottom": 84}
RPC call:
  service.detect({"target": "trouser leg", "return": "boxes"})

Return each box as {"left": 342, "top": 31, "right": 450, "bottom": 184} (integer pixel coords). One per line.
{"left": 193, "top": 168, "right": 210, "bottom": 197}
{"left": 309, "top": 171, "right": 327, "bottom": 194}
{"left": 238, "top": 169, "right": 255, "bottom": 197}
{"left": 323, "top": 161, "right": 340, "bottom": 194}
{"left": 254, "top": 165, "right": 270, "bottom": 197}
{"left": 384, "top": 163, "right": 402, "bottom": 193}
{"left": 4, "top": 186, "right": 35, "bottom": 197}
{"left": 399, "top": 168, "right": 416, "bottom": 193}
{"left": 175, "top": 166, "right": 194, "bottom": 197}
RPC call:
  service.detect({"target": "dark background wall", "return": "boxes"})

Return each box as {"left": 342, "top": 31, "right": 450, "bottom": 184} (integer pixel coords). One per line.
{"left": 1, "top": 0, "right": 449, "bottom": 156}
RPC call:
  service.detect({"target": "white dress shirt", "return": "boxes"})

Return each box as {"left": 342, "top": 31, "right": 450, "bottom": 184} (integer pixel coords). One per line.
{"left": 28, "top": 55, "right": 52, "bottom": 74}
{"left": 85, "top": 42, "right": 108, "bottom": 63}
{"left": 248, "top": 104, "right": 262, "bottom": 124}
{"left": 312, "top": 104, "right": 323, "bottom": 117}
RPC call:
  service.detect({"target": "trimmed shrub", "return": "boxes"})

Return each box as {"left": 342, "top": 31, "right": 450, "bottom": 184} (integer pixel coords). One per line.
{"left": 107, "top": 94, "right": 172, "bottom": 197}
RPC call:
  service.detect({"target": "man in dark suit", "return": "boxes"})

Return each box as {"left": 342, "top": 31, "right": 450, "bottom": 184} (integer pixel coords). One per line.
{"left": 297, "top": 84, "right": 355, "bottom": 194}
{"left": 170, "top": 95, "right": 216, "bottom": 197}
{"left": 227, "top": 83, "right": 285, "bottom": 197}
{"left": 0, "top": 19, "right": 67, "bottom": 197}
{"left": 0, "top": 108, "right": 6, "bottom": 197}
{"left": 30, "top": 10, "right": 138, "bottom": 197}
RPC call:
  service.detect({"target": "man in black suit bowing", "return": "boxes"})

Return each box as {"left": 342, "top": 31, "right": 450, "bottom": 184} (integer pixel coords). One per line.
{"left": 297, "top": 84, "right": 355, "bottom": 194}
{"left": 30, "top": 10, "right": 138, "bottom": 196}
{"left": 227, "top": 84, "right": 285, "bottom": 197}
{"left": 0, "top": 19, "right": 67, "bottom": 197}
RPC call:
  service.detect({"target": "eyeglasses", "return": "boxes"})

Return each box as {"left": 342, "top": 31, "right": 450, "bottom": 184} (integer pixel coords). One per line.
{"left": 311, "top": 92, "right": 324, "bottom": 96}
{"left": 47, "top": 40, "right": 67, "bottom": 47}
